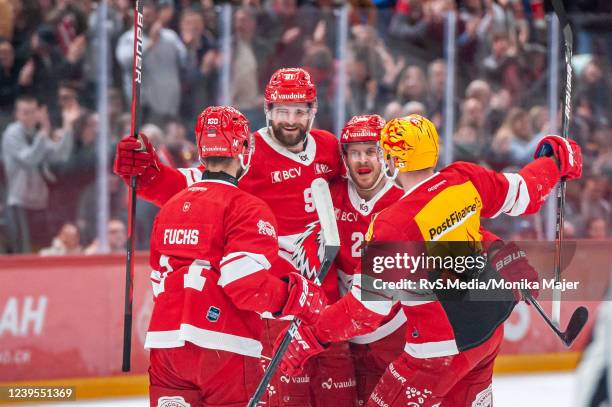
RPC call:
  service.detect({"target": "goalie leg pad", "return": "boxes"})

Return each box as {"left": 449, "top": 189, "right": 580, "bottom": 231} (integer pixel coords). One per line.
{"left": 365, "top": 357, "right": 446, "bottom": 407}
{"left": 149, "top": 346, "right": 202, "bottom": 407}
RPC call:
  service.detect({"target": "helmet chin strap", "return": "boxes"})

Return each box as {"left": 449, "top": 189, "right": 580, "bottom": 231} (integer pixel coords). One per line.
{"left": 378, "top": 147, "right": 399, "bottom": 182}
{"left": 382, "top": 159, "right": 399, "bottom": 182}
{"left": 305, "top": 112, "right": 315, "bottom": 139}
{"left": 265, "top": 111, "right": 272, "bottom": 138}
{"left": 238, "top": 146, "right": 253, "bottom": 180}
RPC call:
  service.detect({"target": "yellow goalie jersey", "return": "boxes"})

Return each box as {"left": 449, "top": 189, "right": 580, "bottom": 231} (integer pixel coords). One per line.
{"left": 316, "top": 157, "right": 561, "bottom": 358}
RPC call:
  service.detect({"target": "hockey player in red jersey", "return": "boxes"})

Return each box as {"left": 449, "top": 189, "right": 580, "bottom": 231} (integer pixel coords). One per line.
{"left": 331, "top": 115, "right": 403, "bottom": 297}
{"left": 276, "top": 114, "right": 583, "bottom": 406}
{"left": 114, "top": 67, "right": 341, "bottom": 304}
{"left": 316, "top": 114, "right": 407, "bottom": 404}
{"left": 146, "top": 106, "right": 328, "bottom": 407}
{"left": 292, "top": 114, "right": 405, "bottom": 405}
{"left": 114, "top": 69, "right": 355, "bottom": 406}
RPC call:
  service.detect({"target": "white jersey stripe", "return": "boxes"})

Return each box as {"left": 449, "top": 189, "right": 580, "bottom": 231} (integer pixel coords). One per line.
{"left": 400, "top": 299, "right": 436, "bottom": 306}
{"left": 351, "top": 282, "right": 394, "bottom": 315}
{"left": 218, "top": 253, "right": 270, "bottom": 287}
{"left": 492, "top": 173, "right": 530, "bottom": 218}
{"left": 404, "top": 339, "right": 459, "bottom": 358}
{"left": 350, "top": 309, "right": 407, "bottom": 344}
{"left": 145, "top": 323, "right": 263, "bottom": 357}
{"left": 220, "top": 251, "right": 271, "bottom": 268}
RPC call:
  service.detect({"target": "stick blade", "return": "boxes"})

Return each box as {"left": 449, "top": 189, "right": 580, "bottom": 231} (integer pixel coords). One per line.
{"left": 311, "top": 178, "right": 340, "bottom": 248}
{"left": 562, "top": 306, "right": 589, "bottom": 347}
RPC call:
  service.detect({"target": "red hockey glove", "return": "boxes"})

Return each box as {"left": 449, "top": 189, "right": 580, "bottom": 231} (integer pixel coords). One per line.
{"left": 113, "top": 133, "right": 161, "bottom": 188}
{"left": 276, "top": 324, "right": 327, "bottom": 376}
{"left": 491, "top": 242, "right": 539, "bottom": 301}
{"left": 279, "top": 272, "right": 327, "bottom": 325}
{"left": 534, "top": 135, "right": 582, "bottom": 180}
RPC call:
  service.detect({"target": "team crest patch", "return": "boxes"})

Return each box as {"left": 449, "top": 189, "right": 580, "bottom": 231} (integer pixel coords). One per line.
{"left": 257, "top": 220, "right": 276, "bottom": 238}
{"left": 157, "top": 396, "right": 191, "bottom": 407}
{"left": 471, "top": 384, "right": 492, "bottom": 407}
{"left": 206, "top": 306, "right": 221, "bottom": 322}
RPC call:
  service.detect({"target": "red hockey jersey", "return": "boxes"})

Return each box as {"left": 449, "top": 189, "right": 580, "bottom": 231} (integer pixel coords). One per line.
{"left": 330, "top": 178, "right": 407, "bottom": 344}
{"left": 239, "top": 128, "right": 341, "bottom": 253}
{"left": 140, "top": 128, "right": 340, "bottom": 239}
{"left": 136, "top": 127, "right": 342, "bottom": 299}
{"left": 145, "top": 177, "right": 291, "bottom": 358}
{"left": 290, "top": 178, "right": 405, "bottom": 340}
{"left": 330, "top": 178, "right": 404, "bottom": 295}
{"left": 315, "top": 159, "right": 561, "bottom": 358}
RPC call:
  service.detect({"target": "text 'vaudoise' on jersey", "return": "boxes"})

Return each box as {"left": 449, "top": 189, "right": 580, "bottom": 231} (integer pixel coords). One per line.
{"left": 145, "top": 178, "right": 291, "bottom": 358}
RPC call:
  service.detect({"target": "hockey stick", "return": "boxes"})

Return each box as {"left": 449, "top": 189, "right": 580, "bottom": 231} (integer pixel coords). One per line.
{"left": 247, "top": 178, "right": 340, "bottom": 407}
{"left": 122, "top": 0, "right": 144, "bottom": 372}
{"left": 550, "top": 0, "right": 573, "bottom": 328}
{"left": 522, "top": 290, "right": 588, "bottom": 347}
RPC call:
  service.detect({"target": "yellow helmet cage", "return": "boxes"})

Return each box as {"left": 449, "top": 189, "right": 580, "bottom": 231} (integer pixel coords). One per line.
{"left": 379, "top": 114, "right": 440, "bottom": 172}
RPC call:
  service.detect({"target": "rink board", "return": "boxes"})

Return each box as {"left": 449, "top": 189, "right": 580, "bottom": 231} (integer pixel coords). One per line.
{"left": 0, "top": 252, "right": 603, "bottom": 398}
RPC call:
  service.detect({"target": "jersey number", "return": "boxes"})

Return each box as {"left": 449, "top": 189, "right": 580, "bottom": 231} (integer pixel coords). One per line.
{"left": 155, "top": 256, "right": 210, "bottom": 295}
{"left": 304, "top": 188, "right": 315, "bottom": 213}
{"left": 351, "top": 232, "right": 364, "bottom": 257}
{"left": 184, "top": 259, "right": 210, "bottom": 291}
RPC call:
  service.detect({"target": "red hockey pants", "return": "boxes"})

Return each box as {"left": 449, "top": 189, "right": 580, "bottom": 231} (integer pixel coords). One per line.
{"left": 149, "top": 341, "right": 261, "bottom": 407}
{"left": 365, "top": 325, "right": 504, "bottom": 407}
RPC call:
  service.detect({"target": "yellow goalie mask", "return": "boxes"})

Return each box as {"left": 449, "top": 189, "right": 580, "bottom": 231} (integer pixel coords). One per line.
{"left": 379, "top": 114, "right": 440, "bottom": 179}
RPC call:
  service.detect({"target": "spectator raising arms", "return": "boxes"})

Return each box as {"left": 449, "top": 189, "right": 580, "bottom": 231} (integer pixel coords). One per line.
{"left": 2, "top": 95, "right": 73, "bottom": 252}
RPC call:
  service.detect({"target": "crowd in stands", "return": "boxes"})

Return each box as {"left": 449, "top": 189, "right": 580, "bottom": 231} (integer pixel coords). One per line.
{"left": 0, "top": 0, "right": 609, "bottom": 254}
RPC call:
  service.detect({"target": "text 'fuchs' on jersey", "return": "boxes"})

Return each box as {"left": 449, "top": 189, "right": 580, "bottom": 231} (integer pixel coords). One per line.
{"left": 158, "top": 225, "right": 210, "bottom": 248}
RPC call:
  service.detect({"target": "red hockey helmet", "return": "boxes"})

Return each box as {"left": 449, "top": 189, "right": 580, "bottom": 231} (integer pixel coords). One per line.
{"left": 340, "top": 115, "right": 387, "bottom": 190}
{"left": 195, "top": 106, "right": 252, "bottom": 166}
{"left": 264, "top": 68, "right": 317, "bottom": 108}
{"left": 340, "top": 114, "right": 386, "bottom": 147}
